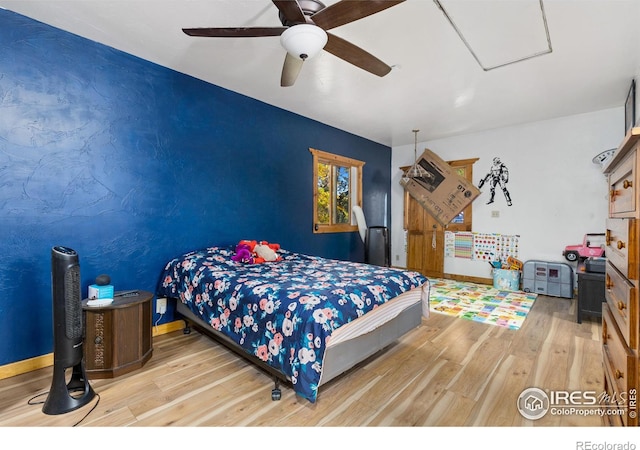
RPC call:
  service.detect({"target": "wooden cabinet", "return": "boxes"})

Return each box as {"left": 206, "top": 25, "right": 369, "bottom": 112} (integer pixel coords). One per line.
{"left": 82, "top": 291, "right": 153, "bottom": 378}
{"left": 602, "top": 127, "right": 640, "bottom": 426}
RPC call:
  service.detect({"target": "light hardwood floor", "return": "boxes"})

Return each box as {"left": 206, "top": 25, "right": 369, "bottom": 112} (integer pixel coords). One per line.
{"left": 0, "top": 293, "right": 605, "bottom": 427}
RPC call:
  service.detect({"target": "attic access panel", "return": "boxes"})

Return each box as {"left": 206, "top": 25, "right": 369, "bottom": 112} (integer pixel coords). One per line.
{"left": 434, "top": 0, "right": 552, "bottom": 70}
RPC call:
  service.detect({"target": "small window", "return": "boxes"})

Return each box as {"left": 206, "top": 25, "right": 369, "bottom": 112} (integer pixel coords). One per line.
{"left": 310, "top": 148, "right": 364, "bottom": 234}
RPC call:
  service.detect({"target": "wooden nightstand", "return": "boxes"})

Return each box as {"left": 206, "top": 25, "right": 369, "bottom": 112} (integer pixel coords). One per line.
{"left": 82, "top": 290, "right": 153, "bottom": 378}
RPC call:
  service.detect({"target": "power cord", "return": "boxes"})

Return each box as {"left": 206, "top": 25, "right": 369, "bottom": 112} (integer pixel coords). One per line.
{"left": 27, "top": 389, "right": 101, "bottom": 426}
{"left": 154, "top": 312, "right": 164, "bottom": 333}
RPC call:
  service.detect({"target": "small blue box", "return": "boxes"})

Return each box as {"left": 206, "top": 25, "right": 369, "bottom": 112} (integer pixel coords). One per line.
{"left": 493, "top": 269, "right": 520, "bottom": 291}
{"left": 88, "top": 284, "right": 114, "bottom": 299}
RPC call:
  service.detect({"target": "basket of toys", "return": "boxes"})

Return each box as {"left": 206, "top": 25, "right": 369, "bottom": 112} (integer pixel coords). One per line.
{"left": 490, "top": 257, "right": 523, "bottom": 291}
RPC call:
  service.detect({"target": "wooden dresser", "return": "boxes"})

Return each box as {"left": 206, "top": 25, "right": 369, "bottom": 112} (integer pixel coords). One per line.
{"left": 602, "top": 126, "right": 640, "bottom": 426}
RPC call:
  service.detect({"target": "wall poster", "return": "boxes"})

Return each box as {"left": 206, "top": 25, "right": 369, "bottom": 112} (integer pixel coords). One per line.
{"left": 445, "top": 231, "right": 520, "bottom": 263}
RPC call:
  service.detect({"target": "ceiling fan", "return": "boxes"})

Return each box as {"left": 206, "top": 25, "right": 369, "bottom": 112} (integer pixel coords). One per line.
{"left": 182, "top": 0, "right": 406, "bottom": 87}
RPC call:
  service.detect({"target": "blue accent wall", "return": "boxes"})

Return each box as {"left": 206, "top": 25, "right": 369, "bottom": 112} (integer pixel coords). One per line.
{"left": 0, "top": 10, "right": 392, "bottom": 366}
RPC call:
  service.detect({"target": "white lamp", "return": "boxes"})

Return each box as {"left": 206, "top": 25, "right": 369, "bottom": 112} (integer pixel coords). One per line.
{"left": 280, "top": 24, "right": 328, "bottom": 60}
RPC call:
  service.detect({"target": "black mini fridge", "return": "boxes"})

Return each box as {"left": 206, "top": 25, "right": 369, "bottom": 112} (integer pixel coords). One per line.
{"left": 365, "top": 226, "right": 390, "bottom": 267}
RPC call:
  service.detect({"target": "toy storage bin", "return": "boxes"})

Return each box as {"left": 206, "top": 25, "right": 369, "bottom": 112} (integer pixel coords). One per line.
{"left": 522, "top": 260, "right": 573, "bottom": 298}
{"left": 493, "top": 268, "right": 520, "bottom": 291}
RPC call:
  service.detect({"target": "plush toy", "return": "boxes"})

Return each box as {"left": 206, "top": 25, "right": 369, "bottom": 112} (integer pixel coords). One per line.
{"left": 238, "top": 239, "right": 257, "bottom": 252}
{"left": 264, "top": 242, "right": 280, "bottom": 252}
{"left": 254, "top": 243, "right": 279, "bottom": 262}
{"left": 232, "top": 240, "right": 282, "bottom": 264}
{"left": 231, "top": 243, "right": 254, "bottom": 264}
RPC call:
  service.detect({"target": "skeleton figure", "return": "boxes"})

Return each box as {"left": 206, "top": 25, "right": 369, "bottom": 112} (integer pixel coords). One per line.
{"left": 478, "top": 157, "right": 512, "bottom": 206}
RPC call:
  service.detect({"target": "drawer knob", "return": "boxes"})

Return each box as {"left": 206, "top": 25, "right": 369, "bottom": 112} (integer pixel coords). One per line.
{"left": 617, "top": 240, "right": 626, "bottom": 250}
{"left": 606, "top": 277, "right": 613, "bottom": 289}
{"left": 615, "top": 369, "right": 624, "bottom": 379}
{"left": 617, "top": 301, "right": 626, "bottom": 311}
{"left": 610, "top": 189, "right": 617, "bottom": 199}
{"left": 606, "top": 230, "right": 612, "bottom": 245}
{"left": 623, "top": 179, "right": 633, "bottom": 189}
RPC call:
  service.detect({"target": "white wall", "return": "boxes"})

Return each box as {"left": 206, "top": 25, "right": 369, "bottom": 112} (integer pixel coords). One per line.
{"left": 391, "top": 107, "right": 623, "bottom": 279}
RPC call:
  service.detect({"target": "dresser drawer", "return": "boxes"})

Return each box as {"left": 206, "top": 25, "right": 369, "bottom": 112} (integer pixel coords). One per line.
{"left": 609, "top": 148, "right": 637, "bottom": 218}
{"left": 603, "top": 368, "right": 626, "bottom": 426}
{"left": 606, "top": 218, "right": 637, "bottom": 281}
{"left": 605, "top": 261, "right": 637, "bottom": 349}
{"left": 602, "top": 304, "right": 638, "bottom": 426}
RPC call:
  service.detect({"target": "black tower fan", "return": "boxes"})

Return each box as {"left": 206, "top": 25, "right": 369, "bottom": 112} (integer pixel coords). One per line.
{"left": 42, "top": 246, "right": 96, "bottom": 415}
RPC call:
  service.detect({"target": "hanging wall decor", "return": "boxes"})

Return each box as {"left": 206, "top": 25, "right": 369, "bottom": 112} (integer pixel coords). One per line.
{"left": 625, "top": 79, "right": 636, "bottom": 135}
{"left": 454, "top": 232, "right": 474, "bottom": 259}
{"left": 445, "top": 231, "right": 456, "bottom": 257}
{"left": 472, "top": 232, "right": 498, "bottom": 261}
{"left": 478, "top": 157, "right": 512, "bottom": 206}
{"left": 445, "top": 232, "right": 520, "bottom": 264}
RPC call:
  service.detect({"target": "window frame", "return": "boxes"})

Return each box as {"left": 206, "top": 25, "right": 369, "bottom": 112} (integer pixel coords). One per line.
{"left": 310, "top": 148, "right": 364, "bottom": 234}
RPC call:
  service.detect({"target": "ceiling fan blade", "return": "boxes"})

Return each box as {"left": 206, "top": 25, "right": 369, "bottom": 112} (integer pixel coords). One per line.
{"left": 182, "top": 27, "right": 287, "bottom": 37}
{"left": 324, "top": 33, "right": 391, "bottom": 77}
{"left": 281, "top": 52, "right": 304, "bottom": 87}
{"left": 311, "top": 0, "right": 406, "bottom": 30}
{"left": 272, "top": 0, "right": 307, "bottom": 24}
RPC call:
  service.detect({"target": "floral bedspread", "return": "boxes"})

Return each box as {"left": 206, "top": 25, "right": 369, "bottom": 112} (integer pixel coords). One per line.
{"left": 156, "top": 246, "right": 427, "bottom": 402}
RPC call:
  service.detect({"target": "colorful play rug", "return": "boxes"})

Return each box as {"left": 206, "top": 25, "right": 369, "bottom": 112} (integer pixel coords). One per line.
{"left": 428, "top": 278, "right": 537, "bottom": 330}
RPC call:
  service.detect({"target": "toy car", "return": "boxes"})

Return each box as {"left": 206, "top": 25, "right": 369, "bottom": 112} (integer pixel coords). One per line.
{"left": 563, "top": 233, "right": 606, "bottom": 262}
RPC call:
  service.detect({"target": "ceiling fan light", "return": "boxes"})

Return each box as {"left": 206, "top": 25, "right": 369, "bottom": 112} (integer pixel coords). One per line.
{"left": 280, "top": 24, "right": 328, "bottom": 61}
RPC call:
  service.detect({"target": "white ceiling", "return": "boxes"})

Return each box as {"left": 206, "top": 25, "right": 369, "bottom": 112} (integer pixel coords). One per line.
{"left": 1, "top": 0, "right": 639, "bottom": 147}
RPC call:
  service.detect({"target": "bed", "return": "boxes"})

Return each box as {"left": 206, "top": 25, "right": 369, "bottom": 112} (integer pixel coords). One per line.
{"left": 155, "top": 245, "right": 430, "bottom": 403}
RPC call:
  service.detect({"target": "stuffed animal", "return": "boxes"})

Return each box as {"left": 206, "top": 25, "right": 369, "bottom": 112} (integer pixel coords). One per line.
{"left": 232, "top": 240, "right": 282, "bottom": 264}
{"left": 254, "top": 243, "right": 279, "bottom": 262}
{"left": 264, "top": 242, "right": 280, "bottom": 252}
{"left": 231, "top": 243, "right": 254, "bottom": 264}
{"left": 238, "top": 239, "right": 257, "bottom": 252}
